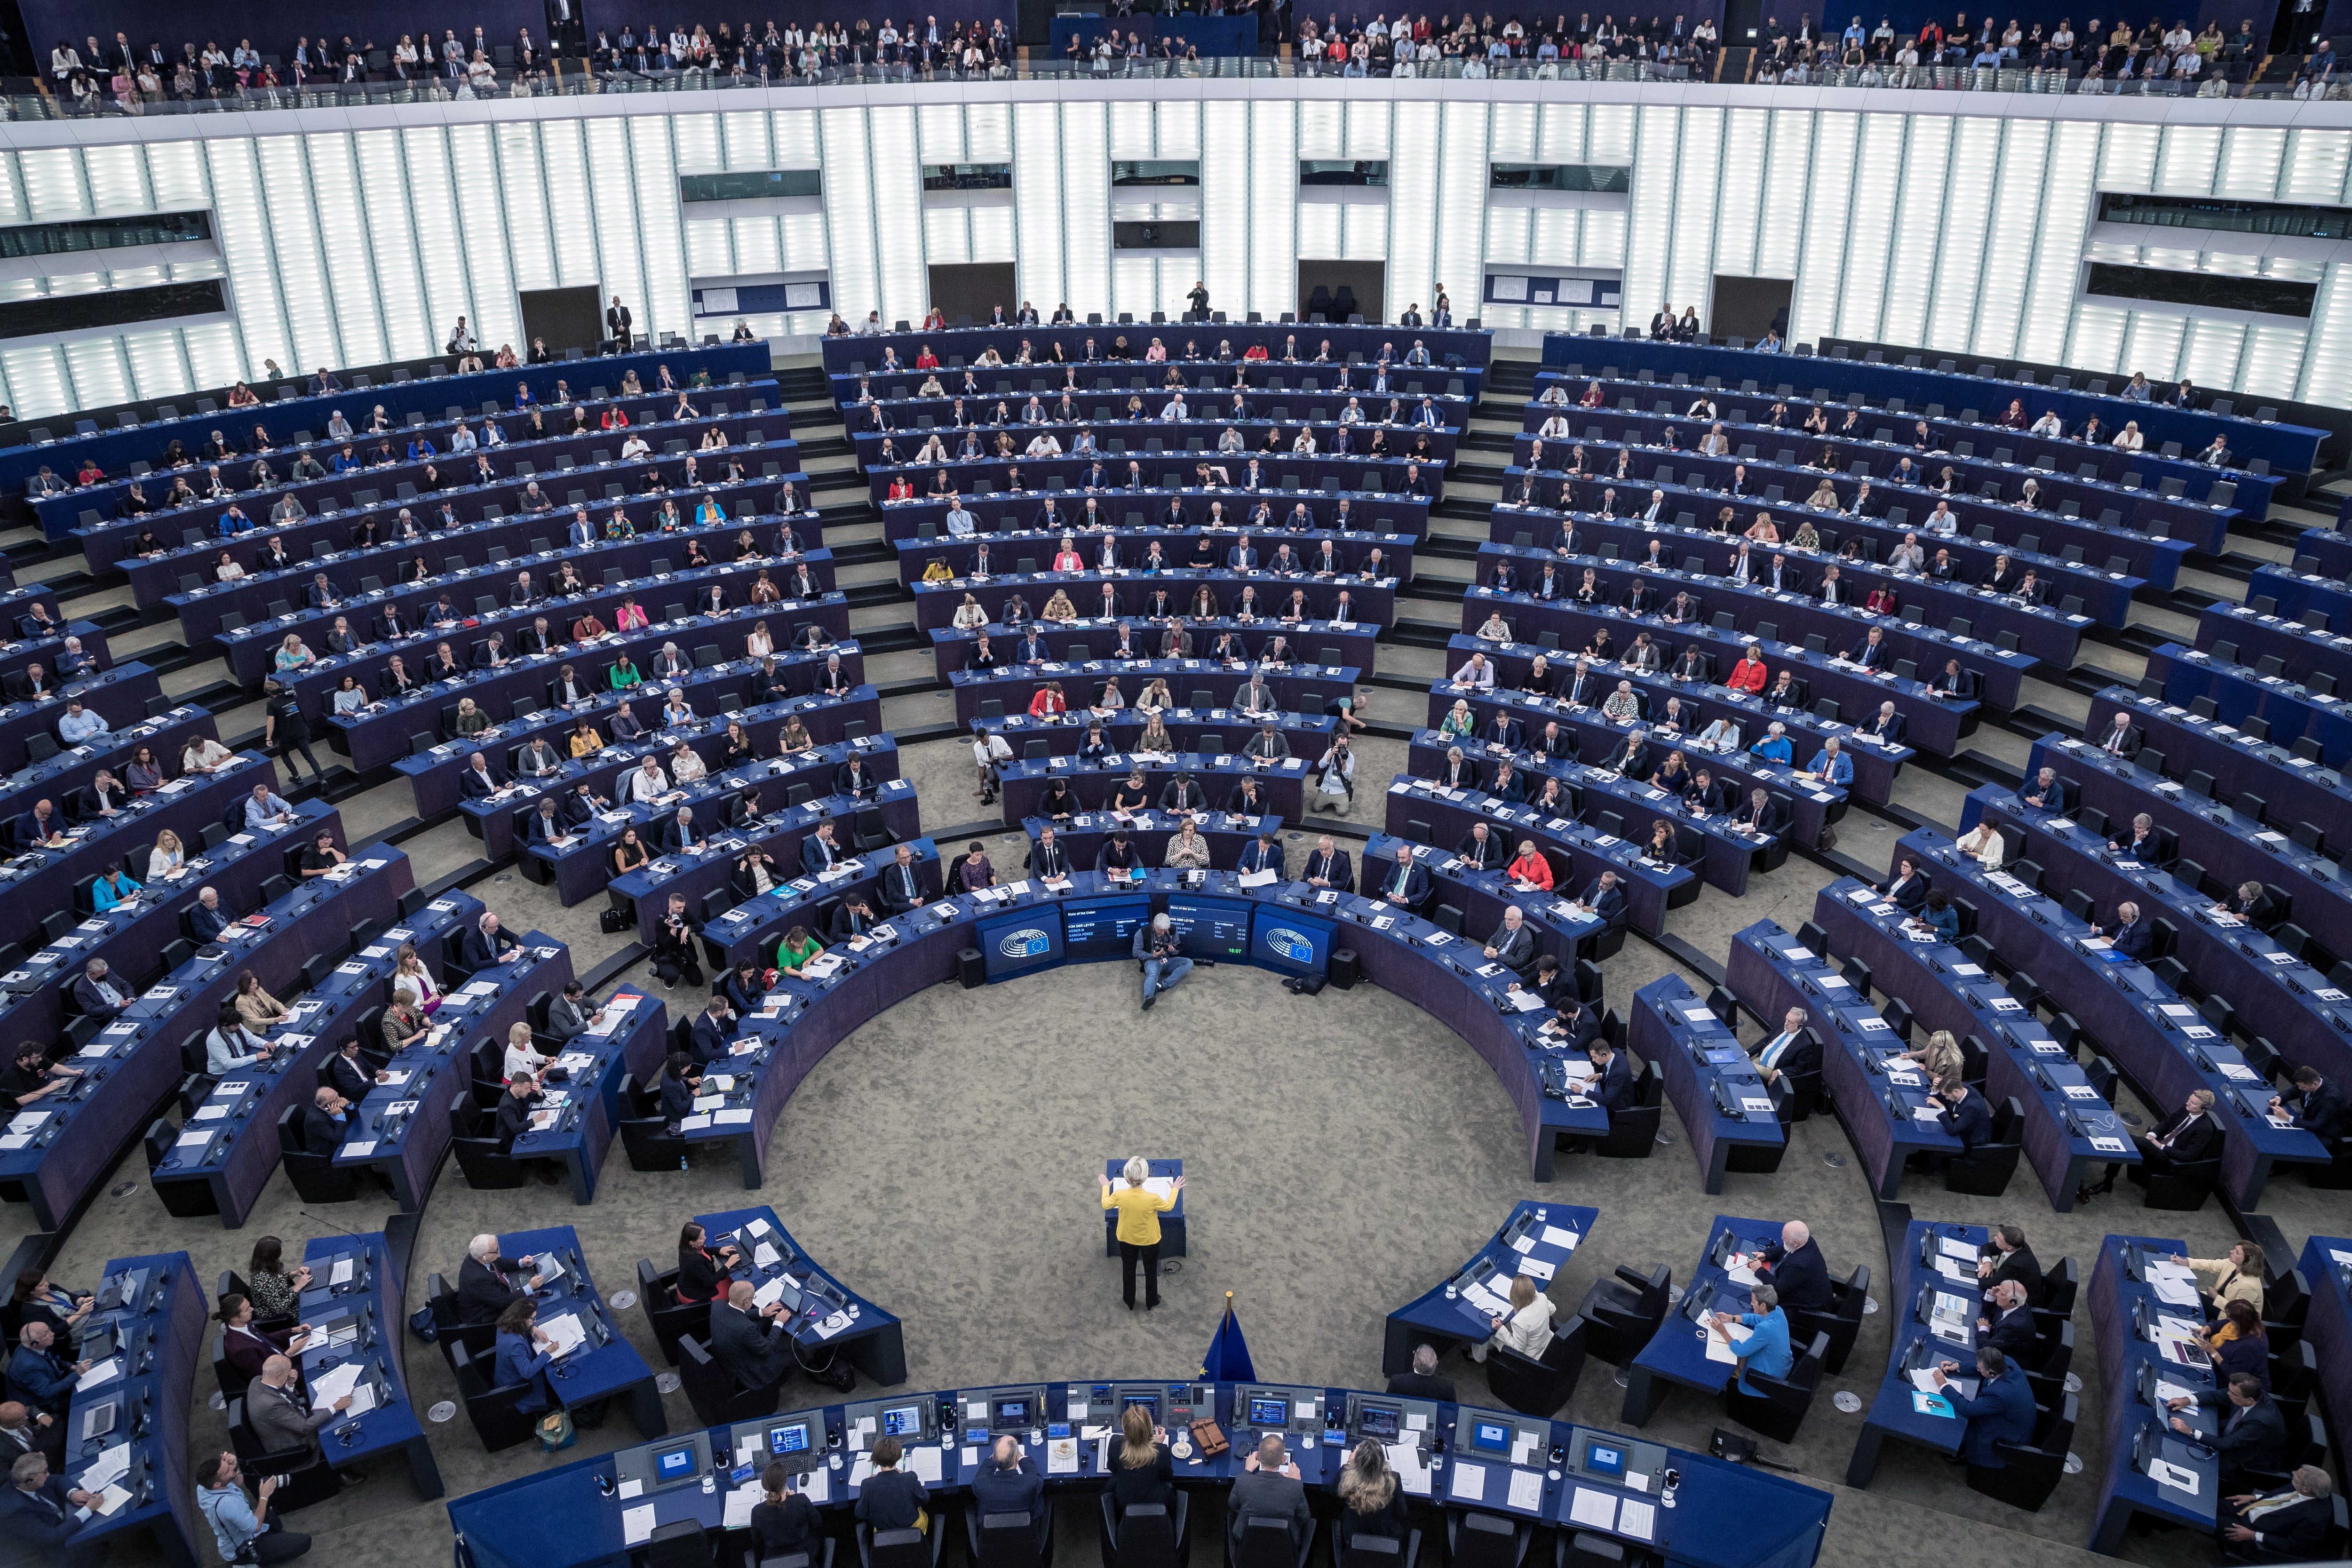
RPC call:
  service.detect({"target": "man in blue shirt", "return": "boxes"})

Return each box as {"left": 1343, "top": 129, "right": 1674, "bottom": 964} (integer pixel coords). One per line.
{"left": 245, "top": 782, "right": 297, "bottom": 830}
{"left": 197, "top": 1450, "right": 310, "bottom": 1565}
{"left": 1748, "top": 720, "right": 1794, "bottom": 764}
{"left": 1938, "top": 1345, "right": 2036, "bottom": 1466}
{"left": 1802, "top": 736, "right": 1853, "bottom": 786}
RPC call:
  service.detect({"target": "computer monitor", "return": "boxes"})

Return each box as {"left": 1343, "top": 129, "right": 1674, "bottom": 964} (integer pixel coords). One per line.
{"left": 1463, "top": 1416, "right": 1513, "bottom": 1457}
{"left": 970, "top": 1387, "right": 1047, "bottom": 1433}
{"left": 1237, "top": 1385, "right": 1321, "bottom": 1434}
{"left": 1114, "top": 1389, "right": 1160, "bottom": 1424}
{"left": 1355, "top": 1403, "right": 1400, "bottom": 1440}
{"left": 1577, "top": 1434, "right": 1627, "bottom": 1483}
{"left": 1346, "top": 1391, "right": 1435, "bottom": 1448}
{"left": 729, "top": 1411, "right": 822, "bottom": 1473}
{"left": 616, "top": 1431, "right": 715, "bottom": 1495}
{"left": 1246, "top": 1393, "right": 1291, "bottom": 1429}
{"left": 78, "top": 1402, "right": 117, "bottom": 1444}
{"left": 880, "top": 1403, "right": 926, "bottom": 1439}
{"left": 848, "top": 1397, "right": 938, "bottom": 1449}
{"left": 1566, "top": 1428, "right": 1667, "bottom": 1491}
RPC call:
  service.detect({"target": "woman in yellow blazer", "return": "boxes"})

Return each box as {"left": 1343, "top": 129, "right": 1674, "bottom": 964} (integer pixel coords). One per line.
{"left": 1099, "top": 1157, "right": 1183, "bottom": 1312}
{"left": 2171, "top": 1241, "right": 2265, "bottom": 1317}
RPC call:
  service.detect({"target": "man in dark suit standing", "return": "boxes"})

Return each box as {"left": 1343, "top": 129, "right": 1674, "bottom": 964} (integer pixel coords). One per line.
{"left": 1383, "top": 1344, "right": 1456, "bottom": 1403}
{"left": 1302, "top": 836, "right": 1352, "bottom": 893}
{"left": 2083, "top": 1088, "right": 2218, "bottom": 1202}
{"left": 455, "top": 1234, "right": 542, "bottom": 1327}
{"left": 2168, "top": 1375, "right": 2286, "bottom": 1494}
{"left": 606, "top": 295, "right": 632, "bottom": 351}
{"left": 1757, "top": 1220, "right": 1834, "bottom": 1316}
{"left": 707, "top": 1281, "right": 795, "bottom": 1393}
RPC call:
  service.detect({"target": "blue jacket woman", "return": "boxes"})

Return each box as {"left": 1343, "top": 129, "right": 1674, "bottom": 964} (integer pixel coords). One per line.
{"left": 1721, "top": 1288, "right": 1793, "bottom": 1397}
{"left": 492, "top": 1300, "right": 558, "bottom": 1415}
{"left": 91, "top": 865, "right": 143, "bottom": 913}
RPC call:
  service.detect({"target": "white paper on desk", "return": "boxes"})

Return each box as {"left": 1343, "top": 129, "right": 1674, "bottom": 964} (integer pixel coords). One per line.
{"left": 80, "top": 1444, "right": 130, "bottom": 1491}
{"left": 752, "top": 1277, "right": 788, "bottom": 1311}
{"left": 622, "top": 1504, "right": 659, "bottom": 1544}
{"left": 344, "top": 1138, "right": 378, "bottom": 1157}
{"left": 193, "top": 1105, "right": 229, "bottom": 1122}
{"left": 723, "top": 1487, "right": 760, "bottom": 1528}
{"left": 617, "top": 1478, "right": 645, "bottom": 1501}
{"left": 311, "top": 1362, "right": 364, "bottom": 1405}
{"left": 345, "top": 1384, "right": 377, "bottom": 1416}
{"left": 2152, "top": 1277, "right": 2201, "bottom": 1308}
{"left": 1236, "top": 869, "right": 1277, "bottom": 888}
{"left": 679, "top": 1114, "right": 713, "bottom": 1131}
{"left": 850, "top": 1458, "right": 876, "bottom": 1487}
{"left": 1568, "top": 1487, "right": 1617, "bottom": 1528}
{"left": 1934, "top": 1258, "right": 1974, "bottom": 1285}
{"left": 173, "top": 1128, "right": 214, "bottom": 1150}
{"left": 1703, "top": 1332, "right": 1739, "bottom": 1364}
{"left": 1508, "top": 990, "right": 1547, "bottom": 1012}
{"left": 1541, "top": 1225, "right": 1580, "bottom": 1250}
{"left": 909, "top": 1447, "right": 943, "bottom": 1484}
{"left": 80, "top": 1484, "right": 131, "bottom": 1519}
{"left": 2148, "top": 1458, "right": 2199, "bottom": 1496}
{"left": 76, "top": 1359, "right": 120, "bottom": 1391}
{"left": 1141, "top": 1177, "right": 1177, "bottom": 1200}
{"left": 814, "top": 1312, "right": 852, "bottom": 1340}
{"left": 1449, "top": 1462, "right": 1487, "bottom": 1502}
{"left": 1724, "top": 1262, "right": 1760, "bottom": 1286}
{"left": 1908, "top": 1369, "right": 1943, "bottom": 1396}
{"left": 2155, "top": 1377, "right": 2199, "bottom": 1407}
{"left": 1387, "top": 1443, "right": 1431, "bottom": 1496}
{"left": 1912, "top": 1105, "right": 1947, "bottom": 1123}
{"left": 540, "top": 1312, "right": 588, "bottom": 1358}
{"left": 801, "top": 1467, "right": 831, "bottom": 1504}
{"left": 1046, "top": 1439, "right": 1079, "bottom": 1475}
{"left": 1616, "top": 1500, "right": 1655, "bottom": 1541}
{"left": 1506, "top": 1470, "right": 1543, "bottom": 1512}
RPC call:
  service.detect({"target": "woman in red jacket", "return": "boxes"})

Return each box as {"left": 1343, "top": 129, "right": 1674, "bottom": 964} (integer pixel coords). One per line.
{"left": 1727, "top": 647, "right": 1770, "bottom": 694}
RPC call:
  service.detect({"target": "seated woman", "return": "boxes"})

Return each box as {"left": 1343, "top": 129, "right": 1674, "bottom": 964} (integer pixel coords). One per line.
{"left": 1470, "top": 1274, "right": 1554, "bottom": 1362}
{"left": 90, "top": 862, "right": 143, "bottom": 913}
{"left": 1744, "top": 512, "right": 1781, "bottom": 545}
{"left": 1954, "top": 818, "right": 2004, "bottom": 869}
{"left": 1505, "top": 839, "right": 1553, "bottom": 891}
{"left": 1711, "top": 1283, "right": 1792, "bottom": 1395}
{"left": 1041, "top": 588, "right": 1079, "bottom": 623}
{"left": 235, "top": 969, "right": 292, "bottom": 1029}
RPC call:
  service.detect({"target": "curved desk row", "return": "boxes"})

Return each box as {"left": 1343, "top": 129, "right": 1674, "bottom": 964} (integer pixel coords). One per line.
{"left": 1629, "top": 980, "right": 1785, "bottom": 1194}
{"left": 2147, "top": 642, "right": 2352, "bottom": 772}
{"left": 1843, "top": 1220, "right": 1991, "bottom": 1486}
{"left": 59, "top": 1253, "right": 206, "bottom": 1568}
{"left": 869, "top": 452, "right": 1445, "bottom": 508}
{"left": 1895, "top": 827, "right": 2332, "bottom": 1211}
{"left": 1808, "top": 883, "right": 2134, "bottom": 1211}
{"left": 2085, "top": 685, "right": 2352, "bottom": 850}
{"left": 295, "top": 1231, "right": 443, "bottom": 1496}
{"left": 853, "top": 416, "right": 1462, "bottom": 474}
{"left": 932, "top": 618, "right": 1383, "bottom": 685}
{"left": 1384, "top": 1202, "right": 1599, "bottom": 1373}
{"left": 704, "top": 865, "right": 1608, "bottom": 1184}
{"left": 2296, "top": 522, "right": 2352, "bottom": 577}
{"left": 824, "top": 323, "right": 1493, "bottom": 375}
{"left": 1000, "top": 756, "right": 1304, "bottom": 830}
{"left": 954, "top": 662, "right": 1358, "bottom": 731}
{"left": 1022, "top": 813, "right": 1283, "bottom": 877}
{"left": 684, "top": 1203, "right": 906, "bottom": 1387}
{"left": 0, "top": 704, "right": 214, "bottom": 845}
{"left": 2087, "top": 1235, "right": 2220, "bottom": 1554}
{"left": 974, "top": 707, "right": 1337, "bottom": 765}
{"left": 898, "top": 523, "right": 1416, "bottom": 585}
{"left": 0, "top": 622, "right": 110, "bottom": 691}
{"left": 607, "top": 782, "right": 922, "bottom": 936}
{"left": 1365, "top": 807, "right": 1675, "bottom": 949}
{"left": 855, "top": 382, "right": 1469, "bottom": 429}
{"left": 2197, "top": 598, "right": 2352, "bottom": 693}
{"left": 882, "top": 488, "right": 1428, "bottom": 546}
{"left": 914, "top": 569, "right": 1398, "bottom": 634}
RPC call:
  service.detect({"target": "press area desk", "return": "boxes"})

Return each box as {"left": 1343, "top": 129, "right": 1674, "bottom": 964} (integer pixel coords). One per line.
{"left": 930, "top": 619, "right": 1383, "bottom": 685}
{"left": 1025, "top": 815, "right": 1285, "bottom": 876}
{"left": 896, "top": 525, "right": 1418, "bottom": 587}
{"left": 2148, "top": 642, "right": 2352, "bottom": 770}
{"left": 606, "top": 780, "right": 921, "bottom": 933}
{"left": 1958, "top": 791, "right": 2352, "bottom": 1102}
{"left": 1476, "top": 531, "right": 2084, "bottom": 669}
{"left": 879, "top": 490, "right": 1430, "bottom": 547}
{"left": 1547, "top": 335, "right": 2326, "bottom": 478}
{"left": 1629, "top": 980, "right": 1786, "bottom": 1193}
{"left": 2292, "top": 1235, "right": 2352, "bottom": 1476}
{"left": 2021, "top": 732, "right": 2349, "bottom": 933}
{"left": 998, "top": 754, "right": 1305, "bottom": 829}
{"left": 0, "top": 748, "right": 270, "bottom": 950}
{"left": 692, "top": 1205, "right": 907, "bottom": 1387}
{"left": 0, "top": 797, "right": 340, "bottom": 1050}
{"left": 1377, "top": 781, "right": 1694, "bottom": 935}
{"left": 953, "top": 662, "right": 1359, "bottom": 730}
{"left": 0, "top": 826, "right": 387, "bottom": 1232}
{"left": 704, "top": 867, "right": 1609, "bottom": 1185}
{"left": 472, "top": 732, "right": 897, "bottom": 864}
{"left": 0, "top": 659, "right": 162, "bottom": 776}
{"left": 445, "top": 1377, "right": 1832, "bottom": 1568}
{"left": 913, "top": 570, "right": 1397, "bottom": 633}
{"left": 328, "top": 630, "right": 861, "bottom": 778}
{"left": 1725, "top": 921, "right": 1963, "bottom": 1199}
{"left": 1466, "top": 576, "right": 2028, "bottom": 723}
{"left": 1100, "top": 1160, "right": 1187, "bottom": 1258}
{"left": 150, "top": 894, "right": 476, "bottom": 1225}
{"left": 1490, "top": 495, "right": 2141, "bottom": 629}
{"left": 404, "top": 669, "right": 880, "bottom": 821}
{"left": 2085, "top": 686, "right": 2352, "bottom": 847}
{"left": 1810, "top": 883, "right": 2130, "bottom": 1211}
{"left": 215, "top": 542, "right": 835, "bottom": 684}
{"left": 1383, "top": 1202, "right": 1597, "bottom": 1371}
{"left": 2086, "top": 1235, "right": 2222, "bottom": 1555}
{"left": 296, "top": 1231, "right": 444, "bottom": 1497}
{"left": 1897, "top": 828, "right": 2331, "bottom": 1211}
{"left": 1843, "top": 1220, "right": 1990, "bottom": 1486}
{"left": 0, "top": 701, "right": 211, "bottom": 833}
{"left": 2195, "top": 600, "right": 2352, "bottom": 689}
{"left": 59, "top": 1253, "right": 206, "bottom": 1568}
{"left": 1620, "top": 1215, "right": 1787, "bottom": 1425}
{"left": 490, "top": 1224, "right": 669, "bottom": 1437}
{"left": 331, "top": 934, "right": 577, "bottom": 1209}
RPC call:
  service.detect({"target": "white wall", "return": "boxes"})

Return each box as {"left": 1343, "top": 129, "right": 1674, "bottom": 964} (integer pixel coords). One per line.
{"left": 3, "top": 79, "right": 2351, "bottom": 416}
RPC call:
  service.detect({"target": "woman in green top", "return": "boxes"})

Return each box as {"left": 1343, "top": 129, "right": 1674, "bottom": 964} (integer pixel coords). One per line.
{"left": 776, "top": 925, "right": 824, "bottom": 979}
{"left": 453, "top": 696, "right": 489, "bottom": 735}
{"left": 610, "top": 655, "right": 642, "bottom": 691}
{"left": 1438, "top": 697, "right": 1477, "bottom": 740}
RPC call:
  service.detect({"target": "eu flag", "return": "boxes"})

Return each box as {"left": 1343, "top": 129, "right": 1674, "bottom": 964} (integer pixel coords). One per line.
{"left": 1200, "top": 1291, "right": 1256, "bottom": 1382}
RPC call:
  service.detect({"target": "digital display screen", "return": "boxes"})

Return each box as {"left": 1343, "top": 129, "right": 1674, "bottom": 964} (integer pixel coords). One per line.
{"left": 1168, "top": 897, "right": 1251, "bottom": 960}
{"left": 1582, "top": 1438, "right": 1625, "bottom": 1480}
{"left": 1063, "top": 897, "right": 1152, "bottom": 963}
{"left": 978, "top": 908, "right": 1064, "bottom": 982}
{"left": 882, "top": 1405, "right": 923, "bottom": 1437}
{"left": 1469, "top": 1421, "right": 1511, "bottom": 1455}
{"left": 1247, "top": 1396, "right": 1290, "bottom": 1427}
{"left": 654, "top": 1445, "right": 698, "bottom": 1481}
{"left": 1250, "top": 907, "right": 1334, "bottom": 979}
{"left": 1121, "top": 1393, "right": 1160, "bottom": 1422}
{"left": 1357, "top": 1406, "right": 1401, "bottom": 1440}
{"left": 771, "top": 1424, "right": 810, "bottom": 1456}
{"left": 993, "top": 1398, "right": 1033, "bottom": 1428}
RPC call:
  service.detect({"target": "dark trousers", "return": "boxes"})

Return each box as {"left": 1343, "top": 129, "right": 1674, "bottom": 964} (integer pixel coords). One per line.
{"left": 276, "top": 735, "right": 323, "bottom": 779}
{"left": 2104, "top": 1131, "right": 2179, "bottom": 1184}
{"left": 250, "top": 1518, "right": 312, "bottom": 1564}
{"left": 1120, "top": 1239, "right": 1161, "bottom": 1307}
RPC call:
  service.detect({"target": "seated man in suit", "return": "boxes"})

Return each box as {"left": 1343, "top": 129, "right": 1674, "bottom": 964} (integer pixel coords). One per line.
{"left": 323, "top": 1039, "right": 383, "bottom": 1104}
{"left": 456, "top": 1234, "right": 542, "bottom": 1327}
{"left": 1236, "top": 832, "right": 1284, "bottom": 878}
{"left": 12, "top": 798, "right": 64, "bottom": 848}
{"left": 1859, "top": 700, "right": 1906, "bottom": 747}
{"left": 2016, "top": 765, "right": 2070, "bottom": 815}
{"left": 707, "top": 1280, "right": 795, "bottom": 1393}
{"left": 1384, "top": 1344, "right": 1456, "bottom": 1403}
{"left": 1456, "top": 820, "right": 1506, "bottom": 872}
{"left": 2083, "top": 1087, "right": 2217, "bottom": 1202}
{"left": 1301, "top": 836, "right": 1352, "bottom": 893}
{"left": 70, "top": 959, "right": 131, "bottom": 1022}
{"left": 1756, "top": 1219, "right": 1834, "bottom": 1316}
{"left": 377, "top": 655, "right": 418, "bottom": 698}
{"left": 2108, "top": 811, "right": 2172, "bottom": 867}
{"left": 1734, "top": 787, "right": 1787, "bottom": 837}
{"left": 878, "top": 844, "right": 927, "bottom": 912}
{"left": 2270, "top": 1067, "right": 2350, "bottom": 1150}
{"left": 689, "top": 995, "right": 737, "bottom": 1065}
{"left": 2214, "top": 879, "right": 2280, "bottom": 932}
{"left": 2217, "top": 1465, "right": 2336, "bottom": 1562}
{"left": 1481, "top": 905, "right": 1539, "bottom": 978}
{"left": 1877, "top": 854, "right": 1930, "bottom": 911}
{"left": 1976, "top": 1226, "right": 2044, "bottom": 1299}
{"left": 830, "top": 892, "right": 880, "bottom": 942}
{"left": 1976, "top": 1280, "right": 2039, "bottom": 1362}
{"left": 457, "top": 751, "right": 507, "bottom": 800}
{"left": 658, "top": 806, "right": 705, "bottom": 855}
{"left": 1935, "top": 1345, "right": 2036, "bottom": 1470}
{"left": 1228, "top": 1436, "right": 1312, "bottom": 1553}
{"left": 246, "top": 1353, "right": 357, "bottom": 1482}
{"left": 2168, "top": 1375, "right": 2286, "bottom": 1494}
{"left": 1570, "top": 869, "right": 1626, "bottom": 927}
{"left": 2091, "top": 710, "right": 2142, "bottom": 760}
{"left": 187, "top": 886, "right": 233, "bottom": 942}
{"left": 5, "top": 1326, "right": 84, "bottom": 1420}
{"left": 460, "top": 911, "right": 524, "bottom": 970}
{"left": 970, "top": 1435, "right": 1047, "bottom": 1551}
{"left": 1847, "top": 626, "right": 1891, "bottom": 669}
{"left": 1583, "top": 1036, "right": 1636, "bottom": 1111}
{"left": 1543, "top": 997, "right": 1601, "bottom": 1053}
{"left": 2088, "top": 900, "right": 2153, "bottom": 960}
{"left": 299, "top": 1087, "right": 352, "bottom": 1155}
{"left": 1750, "top": 1006, "right": 1818, "bottom": 1091}
{"left": 1375, "top": 844, "right": 1429, "bottom": 909}
{"left": 834, "top": 752, "right": 881, "bottom": 801}
{"left": 0, "top": 1452, "right": 103, "bottom": 1568}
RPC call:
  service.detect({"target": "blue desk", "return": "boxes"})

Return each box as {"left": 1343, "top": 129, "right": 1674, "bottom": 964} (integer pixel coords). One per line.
{"left": 2150, "top": 640, "right": 2352, "bottom": 771}
{"left": 2086, "top": 1234, "right": 2221, "bottom": 1554}
{"left": 825, "top": 325, "right": 1494, "bottom": 378}
{"left": 0, "top": 703, "right": 210, "bottom": 838}
{"left": 2293, "top": 1235, "right": 2352, "bottom": 1488}
{"left": 999, "top": 754, "right": 1303, "bottom": 831}
{"left": 929, "top": 616, "right": 1385, "bottom": 685}
{"left": 588, "top": 780, "right": 918, "bottom": 917}
{"left": 1102, "top": 1158, "right": 1186, "bottom": 1258}
{"left": 60, "top": 1253, "right": 205, "bottom": 1568}
{"left": 1628, "top": 981, "right": 1785, "bottom": 1195}
{"left": 1376, "top": 787, "right": 1690, "bottom": 941}
{"left": 2295, "top": 522, "right": 2352, "bottom": 578}
{"left": 497, "top": 1225, "right": 667, "bottom": 1438}
{"left": 898, "top": 521, "right": 1416, "bottom": 585}
{"left": 1621, "top": 1215, "right": 1788, "bottom": 1425}
{"left": 0, "top": 660, "right": 162, "bottom": 777}
{"left": 512, "top": 997, "right": 670, "bottom": 1205}
{"left": 913, "top": 568, "right": 1397, "bottom": 633}
{"left": 2196, "top": 597, "right": 2352, "bottom": 690}
{"left": 2085, "top": 684, "right": 2352, "bottom": 849}
{"left": 953, "top": 661, "right": 1358, "bottom": 730}
{"left": 445, "top": 1378, "right": 1831, "bottom": 1568}
{"left": 1383, "top": 1202, "right": 1597, "bottom": 1372}
{"left": 878, "top": 488, "right": 1430, "bottom": 547}
{"left": 693, "top": 1204, "right": 907, "bottom": 1386}
{"left": 294, "top": 1233, "right": 443, "bottom": 1496}
{"left": 1726, "top": 921, "right": 1960, "bottom": 1199}
{"left": 1843, "top": 1221, "right": 1990, "bottom": 1485}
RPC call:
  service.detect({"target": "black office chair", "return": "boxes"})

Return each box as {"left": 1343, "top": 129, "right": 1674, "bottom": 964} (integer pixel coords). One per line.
{"left": 1789, "top": 1265, "right": 1871, "bottom": 1376}
{"left": 1233, "top": 1514, "right": 1314, "bottom": 1568}
{"left": 644, "top": 1520, "right": 713, "bottom": 1568}
{"left": 1588, "top": 1062, "right": 1662, "bottom": 1158}
{"left": 678, "top": 1331, "right": 784, "bottom": 1427}
{"left": 449, "top": 1337, "right": 539, "bottom": 1451}
{"left": 617, "top": 1075, "right": 690, "bottom": 1171}
{"left": 857, "top": 1524, "right": 944, "bottom": 1568}
{"left": 1574, "top": 1265, "right": 1670, "bottom": 1365}
{"left": 1719, "top": 1329, "right": 1828, "bottom": 1443}
{"left": 636, "top": 1258, "right": 706, "bottom": 1365}
{"left": 1443, "top": 1511, "right": 1526, "bottom": 1568}
{"left": 2129, "top": 1115, "right": 2224, "bottom": 1210}
{"left": 275, "top": 1104, "right": 361, "bottom": 1202}
{"left": 1942, "top": 1098, "right": 2025, "bottom": 1197}
{"left": 448, "top": 1088, "right": 528, "bottom": 1190}
{"left": 968, "top": 1505, "right": 1053, "bottom": 1568}
{"left": 1484, "top": 1315, "right": 1588, "bottom": 1417}
{"left": 1332, "top": 1529, "right": 1417, "bottom": 1568}
{"left": 746, "top": 1544, "right": 836, "bottom": 1568}
{"left": 1099, "top": 1495, "right": 1189, "bottom": 1568}
{"left": 1964, "top": 1393, "right": 2075, "bottom": 1512}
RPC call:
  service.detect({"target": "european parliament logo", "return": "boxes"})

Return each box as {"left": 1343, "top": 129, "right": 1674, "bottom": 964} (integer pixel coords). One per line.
{"left": 997, "top": 928, "right": 1053, "bottom": 959}
{"left": 1264, "top": 927, "right": 1316, "bottom": 963}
